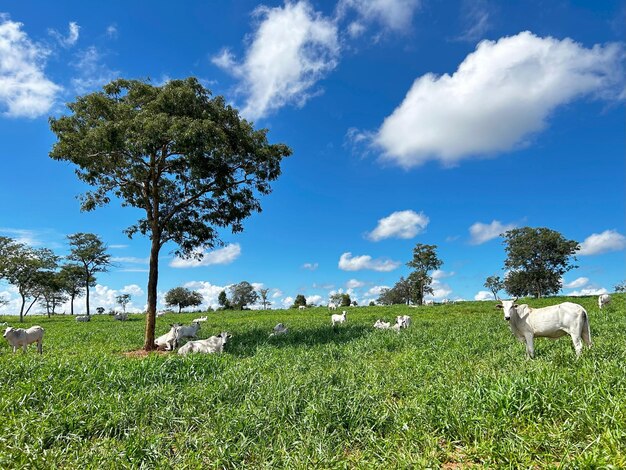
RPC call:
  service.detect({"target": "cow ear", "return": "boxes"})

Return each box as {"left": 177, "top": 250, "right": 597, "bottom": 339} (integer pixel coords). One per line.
{"left": 495, "top": 304, "right": 503, "bottom": 309}
{"left": 513, "top": 304, "right": 519, "bottom": 308}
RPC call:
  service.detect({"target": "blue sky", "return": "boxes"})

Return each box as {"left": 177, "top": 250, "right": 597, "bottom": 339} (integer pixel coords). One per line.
{"left": 0, "top": 0, "right": 624, "bottom": 314}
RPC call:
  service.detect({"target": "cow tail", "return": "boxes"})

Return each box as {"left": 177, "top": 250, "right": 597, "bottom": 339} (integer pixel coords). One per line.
{"left": 581, "top": 309, "right": 592, "bottom": 348}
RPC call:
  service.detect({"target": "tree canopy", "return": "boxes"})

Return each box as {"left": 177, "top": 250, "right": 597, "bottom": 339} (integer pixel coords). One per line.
{"left": 406, "top": 244, "right": 442, "bottom": 305}
{"left": 164, "top": 287, "right": 203, "bottom": 313}
{"left": 229, "top": 282, "right": 258, "bottom": 310}
{"left": 484, "top": 275, "right": 504, "bottom": 300}
{"left": 502, "top": 227, "right": 579, "bottom": 298}
{"left": 49, "top": 77, "right": 291, "bottom": 349}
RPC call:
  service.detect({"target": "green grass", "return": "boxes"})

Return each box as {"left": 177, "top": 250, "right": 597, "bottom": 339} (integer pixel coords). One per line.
{"left": 1, "top": 295, "right": 625, "bottom": 468}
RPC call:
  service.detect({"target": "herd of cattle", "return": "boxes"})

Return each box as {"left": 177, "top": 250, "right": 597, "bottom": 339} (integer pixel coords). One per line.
{"left": 0, "top": 294, "right": 615, "bottom": 358}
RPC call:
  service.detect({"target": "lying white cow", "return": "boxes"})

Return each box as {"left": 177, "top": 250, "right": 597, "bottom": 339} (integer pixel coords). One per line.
{"left": 3, "top": 326, "right": 44, "bottom": 354}
{"left": 154, "top": 324, "right": 181, "bottom": 351}
{"left": 498, "top": 299, "right": 592, "bottom": 358}
{"left": 177, "top": 321, "right": 201, "bottom": 340}
{"left": 598, "top": 294, "right": 611, "bottom": 310}
{"left": 373, "top": 319, "right": 391, "bottom": 330}
{"left": 178, "top": 332, "right": 232, "bottom": 356}
{"left": 75, "top": 315, "right": 91, "bottom": 322}
{"left": 113, "top": 312, "right": 127, "bottom": 321}
{"left": 396, "top": 315, "right": 411, "bottom": 329}
{"left": 331, "top": 310, "right": 347, "bottom": 326}
{"left": 193, "top": 316, "right": 207, "bottom": 322}
{"left": 269, "top": 323, "right": 288, "bottom": 337}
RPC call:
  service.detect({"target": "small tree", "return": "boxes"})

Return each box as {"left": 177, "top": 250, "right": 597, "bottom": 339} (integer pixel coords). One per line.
{"left": 218, "top": 290, "right": 231, "bottom": 310}
{"left": 615, "top": 281, "right": 626, "bottom": 293}
{"left": 229, "top": 282, "right": 258, "bottom": 310}
{"left": 67, "top": 233, "right": 111, "bottom": 316}
{"left": 39, "top": 271, "right": 69, "bottom": 317}
{"left": 484, "top": 275, "right": 504, "bottom": 300}
{"left": 96, "top": 307, "right": 105, "bottom": 315}
{"left": 58, "top": 264, "right": 91, "bottom": 315}
{"left": 0, "top": 237, "right": 58, "bottom": 322}
{"left": 340, "top": 293, "right": 351, "bottom": 307}
{"left": 116, "top": 293, "right": 131, "bottom": 313}
{"left": 329, "top": 293, "right": 344, "bottom": 307}
{"left": 502, "top": 227, "right": 578, "bottom": 298}
{"left": 50, "top": 78, "right": 291, "bottom": 350}
{"left": 293, "top": 294, "right": 307, "bottom": 308}
{"left": 259, "top": 288, "right": 271, "bottom": 310}
{"left": 165, "top": 287, "right": 203, "bottom": 313}
{"left": 406, "top": 244, "right": 442, "bottom": 305}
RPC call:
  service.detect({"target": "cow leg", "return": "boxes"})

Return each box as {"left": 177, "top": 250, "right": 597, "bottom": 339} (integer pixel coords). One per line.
{"left": 22, "top": 344, "right": 27, "bottom": 353}
{"left": 37, "top": 339, "right": 42, "bottom": 354}
{"left": 571, "top": 334, "right": 583, "bottom": 357}
{"left": 12, "top": 346, "right": 17, "bottom": 353}
{"left": 524, "top": 334, "right": 535, "bottom": 359}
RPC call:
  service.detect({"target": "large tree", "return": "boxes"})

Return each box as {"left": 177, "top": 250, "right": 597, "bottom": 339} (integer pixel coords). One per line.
{"left": 0, "top": 237, "right": 58, "bottom": 322}
{"left": 67, "top": 233, "right": 112, "bottom": 316}
{"left": 293, "top": 294, "right": 307, "bottom": 308}
{"left": 502, "top": 227, "right": 579, "bottom": 298}
{"left": 229, "top": 281, "right": 258, "bottom": 310}
{"left": 50, "top": 78, "right": 291, "bottom": 350}
{"left": 406, "top": 244, "right": 442, "bottom": 305}
{"left": 164, "top": 287, "right": 203, "bottom": 313}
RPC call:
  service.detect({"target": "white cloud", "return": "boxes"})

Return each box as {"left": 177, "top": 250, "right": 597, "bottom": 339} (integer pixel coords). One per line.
{"left": 0, "top": 15, "right": 61, "bottom": 118}
{"left": 170, "top": 244, "right": 241, "bottom": 268}
{"left": 109, "top": 244, "right": 128, "bottom": 249}
{"left": 106, "top": 24, "right": 118, "bottom": 39}
{"left": 71, "top": 46, "right": 119, "bottom": 95}
{"left": 425, "top": 279, "right": 453, "bottom": 300}
{"left": 346, "top": 279, "right": 365, "bottom": 288}
{"left": 281, "top": 296, "right": 294, "bottom": 309}
{"left": 367, "top": 210, "right": 429, "bottom": 241}
{"left": 121, "top": 284, "right": 144, "bottom": 296}
{"left": 183, "top": 281, "right": 228, "bottom": 309}
{"left": 271, "top": 289, "right": 283, "bottom": 299}
{"left": 305, "top": 294, "right": 324, "bottom": 305}
{"left": 49, "top": 21, "right": 80, "bottom": 47}
{"left": 474, "top": 290, "right": 495, "bottom": 301}
{"left": 456, "top": 0, "right": 490, "bottom": 43}
{"left": 111, "top": 256, "right": 149, "bottom": 264}
{"left": 578, "top": 230, "right": 626, "bottom": 256}
{"left": 366, "top": 285, "right": 388, "bottom": 297}
{"left": 302, "top": 262, "right": 319, "bottom": 270}
{"left": 563, "top": 277, "right": 589, "bottom": 289}
{"left": 469, "top": 220, "right": 516, "bottom": 245}
{"left": 337, "top": 0, "right": 421, "bottom": 33}
{"left": 338, "top": 252, "right": 401, "bottom": 272}
{"left": 431, "top": 269, "right": 455, "bottom": 280}
{"left": 569, "top": 287, "right": 608, "bottom": 297}
{"left": 373, "top": 31, "right": 624, "bottom": 168}
{"left": 212, "top": 1, "right": 339, "bottom": 120}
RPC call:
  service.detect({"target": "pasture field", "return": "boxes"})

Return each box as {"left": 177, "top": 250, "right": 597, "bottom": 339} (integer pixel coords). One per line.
{"left": 1, "top": 295, "right": 625, "bottom": 468}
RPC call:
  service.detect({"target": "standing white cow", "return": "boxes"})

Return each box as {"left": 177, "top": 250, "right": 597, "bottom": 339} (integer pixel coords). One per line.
{"left": 498, "top": 299, "right": 592, "bottom": 358}
{"left": 331, "top": 311, "right": 347, "bottom": 326}
{"left": 598, "top": 294, "right": 611, "bottom": 310}
{"left": 3, "top": 326, "right": 44, "bottom": 354}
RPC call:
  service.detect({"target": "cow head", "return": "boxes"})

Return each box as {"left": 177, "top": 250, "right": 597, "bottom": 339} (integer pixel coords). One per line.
{"left": 496, "top": 298, "right": 518, "bottom": 321}
{"left": 3, "top": 327, "right": 12, "bottom": 338}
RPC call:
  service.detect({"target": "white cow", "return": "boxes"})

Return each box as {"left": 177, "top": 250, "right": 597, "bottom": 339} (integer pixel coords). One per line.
{"left": 113, "top": 312, "right": 127, "bottom": 321}
{"left": 424, "top": 300, "right": 434, "bottom": 306}
{"left": 75, "top": 315, "right": 91, "bottom": 322}
{"left": 177, "top": 322, "right": 201, "bottom": 340}
{"left": 3, "top": 326, "right": 44, "bottom": 354}
{"left": 298, "top": 305, "right": 306, "bottom": 310}
{"left": 154, "top": 324, "right": 182, "bottom": 351}
{"left": 441, "top": 298, "right": 450, "bottom": 305}
{"left": 373, "top": 319, "right": 391, "bottom": 330}
{"left": 598, "top": 294, "right": 611, "bottom": 310}
{"left": 178, "top": 332, "right": 232, "bottom": 355}
{"left": 396, "top": 315, "right": 411, "bottom": 329}
{"left": 331, "top": 311, "right": 347, "bottom": 326}
{"left": 498, "top": 299, "right": 592, "bottom": 358}
{"left": 328, "top": 303, "right": 338, "bottom": 311}
{"left": 193, "top": 316, "right": 208, "bottom": 322}
{"left": 269, "top": 323, "right": 288, "bottom": 336}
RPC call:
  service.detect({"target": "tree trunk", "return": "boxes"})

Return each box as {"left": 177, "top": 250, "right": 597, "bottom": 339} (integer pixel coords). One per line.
{"left": 70, "top": 294, "right": 75, "bottom": 315}
{"left": 143, "top": 236, "right": 161, "bottom": 351}
{"left": 85, "top": 266, "right": 91, "bottom": 316}
{"left": 19, "top": 293, "right": 25, "bottom": 323}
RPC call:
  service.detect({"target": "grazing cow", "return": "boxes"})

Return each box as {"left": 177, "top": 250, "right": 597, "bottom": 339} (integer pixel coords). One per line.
{"left": 156, "top": 311, "right": 166, "bottom": 317}
{"left": 76, "top": 315, "right": 91, "bottom": 322}
{"left": 598, "top": 294, "right": 611, "bottom": 310}
{"left": 498, "top": 299, "right": 592, "bottom": 358}
{"left": 331, "top": 311, "right": 347, "bottom": 326}
{"left": 328, "top": 303, "right": 338, "bottom": 311}
{"left": 3, "top": 326, "right": 44, "bottom": 354}
{"left": 193, "top": 316, "right": 208, "bottom": 322}
{"left": 155, "top": 324, "right": 182, "bottom": 351}
{"left": 396, "top": 315, "right": 411, "bottom": 329}
{"left": 441, "top": 298, "right": 450, "bottom": 305}
{"left": 269, "top": 323, "right": 288, "bottom": 336}
{"left": 373, "top": 319, "right": 391, "bottom": 330}
{"left": 178, "top": 332, "right": 232, "bottom": 356}
{"left": 177, "top": 322, "right": 201, "bottom": 340}
{"left": 113, "top": 312, "right": 127, "bottom": 321}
